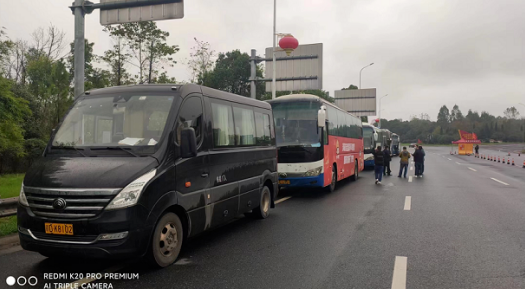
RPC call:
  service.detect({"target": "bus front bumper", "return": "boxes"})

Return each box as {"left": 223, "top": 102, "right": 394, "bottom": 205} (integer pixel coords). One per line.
{"left": 278, "top": 173, "right": 325, "bottom": 188}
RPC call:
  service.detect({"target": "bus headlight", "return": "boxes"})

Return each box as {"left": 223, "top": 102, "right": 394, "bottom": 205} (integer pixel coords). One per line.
{"left": 19, "top": 184, "right": 29, "bottom": 206}
{"left": 304, "top": 166, "right": 323, "bottom": 177}
{"left": 365, "top": 155, "right": 374, "bottom": 161}
{"left": 106, "top": 170, "right": 156, "bottom": 210}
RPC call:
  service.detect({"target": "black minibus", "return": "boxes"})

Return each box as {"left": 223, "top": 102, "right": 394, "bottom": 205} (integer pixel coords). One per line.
{"left": 17, "top": 84, "right": 278, "bottom": 267}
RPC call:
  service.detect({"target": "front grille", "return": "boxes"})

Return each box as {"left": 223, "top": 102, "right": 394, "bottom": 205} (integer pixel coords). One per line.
{"left": 24, "top": 187, "right": 121, "bottom": 219}
{"left": 279, "top": 172, "right": 305, "bottom": 178}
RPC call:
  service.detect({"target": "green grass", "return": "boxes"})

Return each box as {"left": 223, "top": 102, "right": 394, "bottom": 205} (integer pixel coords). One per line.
{"left": 0, "top": 174, "right": 24, "bottom": 199}
{"left": 0, "top": 216, "right": 17, "bottom": 237}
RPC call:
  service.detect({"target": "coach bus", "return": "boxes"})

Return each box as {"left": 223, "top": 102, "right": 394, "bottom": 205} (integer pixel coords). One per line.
{"left": 362, "top": 123, "right": 377, "bottom": 167}
{"left": 391, "top": 133, "right": 400, "bottom": 155}
{"left": 268, "top": 95, "right": 364, "bottom": 192}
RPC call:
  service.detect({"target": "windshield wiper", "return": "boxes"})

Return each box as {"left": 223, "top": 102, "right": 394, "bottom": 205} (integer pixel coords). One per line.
{"left": 91, "top": 146, "right": 140, "bottom": 157}
{"left": 50, "top": 146, "right": 88, "bottom": 157}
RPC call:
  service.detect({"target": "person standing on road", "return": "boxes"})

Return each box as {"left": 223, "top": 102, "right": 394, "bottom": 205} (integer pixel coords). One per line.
{"left": 398, "top": 147, "right": 411, "bottom": 178}
{"left": 374, "top": 146, "right": 385, "bottom": 184}
{"left": 419, "top": 145, "right": 426, "bottom": 176}
{"left": 383, "top": 145, "right": 392, "bottom": 176}
{"left": 414, "top": 146, "right": 424, "bottom": 177}
{"left": 475, "top": 144, "right": 479, "bottom": 157}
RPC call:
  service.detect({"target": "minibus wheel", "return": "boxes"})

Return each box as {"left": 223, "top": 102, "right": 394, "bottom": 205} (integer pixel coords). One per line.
{"left": 253, "top": 186, "right": 271, "bottom": 219}
{"left": 149, "top": 212, "right": 183, "bottom": 268}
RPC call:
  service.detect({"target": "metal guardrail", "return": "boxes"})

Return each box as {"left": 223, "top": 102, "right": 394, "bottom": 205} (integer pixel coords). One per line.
{"left": 0, "top": 197, "right": 18, "bottom": 217}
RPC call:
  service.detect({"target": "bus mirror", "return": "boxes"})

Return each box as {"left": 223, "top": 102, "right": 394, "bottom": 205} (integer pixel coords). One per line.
{"left": 374, "top": 132, "right": 378, "bottom": 142}
{"left": 180, "top": 128, "right": 197, "bottom": 158}
{"left": 318, "top": 108, "right": 326, "bottom": 128}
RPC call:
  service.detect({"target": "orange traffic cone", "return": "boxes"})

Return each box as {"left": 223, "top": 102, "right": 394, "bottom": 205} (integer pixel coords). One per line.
{"left": 507, "top": 159, "right": 510, "bottom": 165}
{"left": 502, "top": 157, "right": 505, "bottom": 164}
{"left": 498, "top": 157, "right": 501, "bottom": 163}
{"left": 523, "top": 160, "right": 525, "bottom": 168}
{"left": 512, "top": 159, "right": 515, "bottom": 166}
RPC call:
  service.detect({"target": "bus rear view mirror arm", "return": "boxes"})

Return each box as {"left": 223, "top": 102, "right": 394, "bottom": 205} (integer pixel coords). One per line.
{"left": 181, "top": 128, "right": 197, "bottom": 158}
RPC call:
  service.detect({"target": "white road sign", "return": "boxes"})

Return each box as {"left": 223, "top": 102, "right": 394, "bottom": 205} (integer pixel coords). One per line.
{"left": 100, "top": 0, "right": 184, "bottom": 25}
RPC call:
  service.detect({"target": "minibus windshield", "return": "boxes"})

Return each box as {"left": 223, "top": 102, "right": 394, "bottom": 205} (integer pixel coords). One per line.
{"left": 52, "top": 94, "right": 175, "bottom": 148}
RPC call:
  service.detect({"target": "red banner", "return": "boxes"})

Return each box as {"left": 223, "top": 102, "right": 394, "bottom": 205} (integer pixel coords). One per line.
{"left": 417, "top": 139, "right": 422, "bottom": 144}
{"left": 458, "top": 130, "right": 478, "bottom": 140}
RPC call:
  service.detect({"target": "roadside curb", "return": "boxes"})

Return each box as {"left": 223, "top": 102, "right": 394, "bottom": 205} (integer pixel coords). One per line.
{"left": 0, "top": 233, "right": 20, "bottom": 252}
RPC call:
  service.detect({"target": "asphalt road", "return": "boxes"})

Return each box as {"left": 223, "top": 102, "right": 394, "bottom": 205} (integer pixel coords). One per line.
{"left": 1, "top": 147, "right": 525, "bottom": 289}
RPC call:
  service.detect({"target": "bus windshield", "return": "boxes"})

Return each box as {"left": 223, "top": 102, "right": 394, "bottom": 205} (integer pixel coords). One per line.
{"left": 52, "top": 94, "right": 175, "bottom": 148}
{"left": 272, "top": 101, "right": 321, "bottom": 147}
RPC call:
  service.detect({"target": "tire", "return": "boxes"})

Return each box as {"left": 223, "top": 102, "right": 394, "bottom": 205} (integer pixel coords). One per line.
{"left": 253, "top": 186, "right": 271, "bottom": 219}
{"left": 326, "top": 166, "right": 337, "bottom": 192}
{"left": 148, "top": 212, "right": 183, "bottom": 268}
{"left": 351, "top": 162, "right": 359, "bottom": 181}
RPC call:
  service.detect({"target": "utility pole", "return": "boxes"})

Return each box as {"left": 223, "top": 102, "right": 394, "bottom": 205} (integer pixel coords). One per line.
{"left": 73, "top": 0, "right": 86, "bottom": 99}
{"left": 272, "top": 0, "right": 277, "bottom": 99}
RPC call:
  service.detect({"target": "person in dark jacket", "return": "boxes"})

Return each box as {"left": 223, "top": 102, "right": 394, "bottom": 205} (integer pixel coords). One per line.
{"left": 383, "top": 145, "right": 392, "bottom": 176}
{"left": 419, "top": 145, "right": 426, "bottom": 175}
{"left": 374, "top": 146, "right": 385, "bottom": 184}
{"left": 413, "top": 147, "right": 424, "bottom": 177}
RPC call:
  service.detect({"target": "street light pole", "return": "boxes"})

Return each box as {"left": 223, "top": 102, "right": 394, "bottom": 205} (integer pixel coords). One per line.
{"left": 379, "top": 94, "right": 388, "bottom": 128}
{"left": 73, "top": 0, "right": 85, "bottom": 99}
{"left": 359, "top": 62, "right": 374, "bottom": 89}
{"left": 272, "top": 0, "right": 277, "bottom": 99}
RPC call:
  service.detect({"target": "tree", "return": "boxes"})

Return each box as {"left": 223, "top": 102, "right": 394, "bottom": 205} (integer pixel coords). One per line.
{"left": 341, "top": 84, "right": 358, "bottom": 90}
{"left": 187, "top": 38, "right": 216, "bottom": 84}
{"left": 503, "top": 107, "right": 520, "bottom": 119}
{"left": 450, "top": 104, "right": 463, "bottom": 121}
{"left": 0, "top": 27, "right": 14, "bottom": 74}
{"left": 105, "top": 22, "right": 179, "bottom": 83}
{"left": 151, "top": 71, "right": 176, "bottom": 84}
{"left": 466, "top": 109, "right": 480, "bottom": 122}
{"left": 437, "top": 105, "right": 450, "bottom": 124}
{"left": 68, "top": 39, "right": 111, "bottom": 91}
{"left": 0, "top": 76, "right": 31, "bottom": 173}
{"left": 101, "top": 34, "right": 133, "bottom": 86}
{"left": 200, "top": 50, "right": 265, "bottom": 99}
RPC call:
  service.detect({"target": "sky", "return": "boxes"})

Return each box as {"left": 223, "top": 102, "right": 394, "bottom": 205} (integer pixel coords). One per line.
{"left": 1, "top": 0, "right": 524, "bottom": 121}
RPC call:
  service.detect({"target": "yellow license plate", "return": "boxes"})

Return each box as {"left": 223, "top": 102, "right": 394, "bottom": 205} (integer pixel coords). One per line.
{"left": 45, "top": 223, "right": 73, "bottom": 235}
{"left": 279, "top": 180, "right": 290, "bottom": 185}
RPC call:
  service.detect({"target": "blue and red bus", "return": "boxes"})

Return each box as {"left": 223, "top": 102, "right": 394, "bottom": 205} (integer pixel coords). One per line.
{"left": 268, "top": 94, "right": 364, "bottom": 192}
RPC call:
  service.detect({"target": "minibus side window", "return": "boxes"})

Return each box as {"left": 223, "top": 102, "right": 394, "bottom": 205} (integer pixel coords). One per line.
{"left": 176, "top": 97, "right": 203, "bottom": 146}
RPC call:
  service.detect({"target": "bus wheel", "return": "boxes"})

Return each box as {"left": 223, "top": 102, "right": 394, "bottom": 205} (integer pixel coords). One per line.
{"left": 351, "top": 162, "right": 359, "bottom": 181}
{"left": 253, "top": 186, "right": 271, "bottom": 219}
{"left": 149, "top": 212, "right": 183, "bottom": 268}
{"left": 326, "top": 166, "right": 337, "bottom": 192}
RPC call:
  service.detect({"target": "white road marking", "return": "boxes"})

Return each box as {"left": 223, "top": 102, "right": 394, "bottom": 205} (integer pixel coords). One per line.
{"left": 391, "top": 256, "right": 408, "bottom": 289}
{"left": 456, "top": 162, "right": 461, "bottom": 165}
{"left": 404, "top": 196, "right": 411, "bottom": 211}
{"left": 408, "top": 176, "right": 413, "bottom": 183}
{"left": 468, "top": 167, "right": 477, "bottom": 172}
{"left": 447, "top": 158, "right": 452, "bottom": 161}
{"left": 490, "top": 178, "right": 509, "bottom": 186}
{"left": 410, "top": 166, "right": 413, "bottom": 171}
{"left": 275, "top": 196, "right": 292, "bottom": 204}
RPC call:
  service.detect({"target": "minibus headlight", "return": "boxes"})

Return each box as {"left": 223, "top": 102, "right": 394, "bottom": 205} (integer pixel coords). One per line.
{"left": 19, "top": 184, "right": 29, "bottom": 206}
{"left": 304, "top": 166, "right": 323, "bottom": 177}
{"left": 106, "top": 170, "right": 156, "bottom": 210}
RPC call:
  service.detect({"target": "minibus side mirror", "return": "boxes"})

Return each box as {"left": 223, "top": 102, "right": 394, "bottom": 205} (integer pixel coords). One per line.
{"left": 318, "top": 107, "right": 326, "bottom": 128}
{"left": 180, "top": 128, "right": 197, "bottom": 158}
